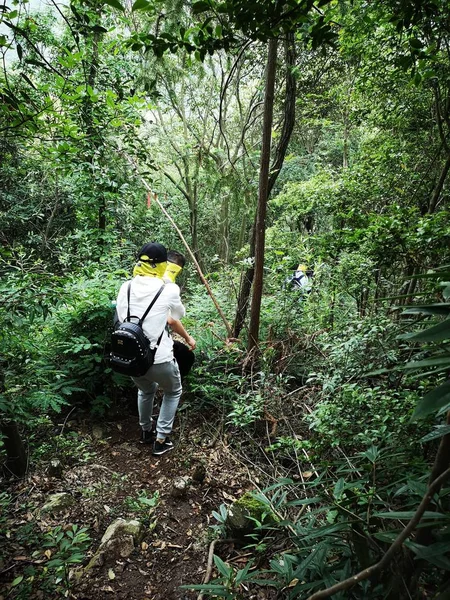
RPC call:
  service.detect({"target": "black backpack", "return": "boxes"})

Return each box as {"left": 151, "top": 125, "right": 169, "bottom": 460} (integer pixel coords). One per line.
{"left": 110, "top": 283, "right": 165, "bottom": 377}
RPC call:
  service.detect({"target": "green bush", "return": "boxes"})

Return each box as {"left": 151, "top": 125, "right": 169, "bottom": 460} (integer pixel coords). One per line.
{"left": 307, "top": 383, "right": 426, "bottom": 453}
{"left": 32, "top": 269, "right": 132, "bottom": 415}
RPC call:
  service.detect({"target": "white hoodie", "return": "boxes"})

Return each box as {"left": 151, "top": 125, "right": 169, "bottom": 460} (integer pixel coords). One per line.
{"left": 116, "top": 276, "right": 185, "bottom": 364}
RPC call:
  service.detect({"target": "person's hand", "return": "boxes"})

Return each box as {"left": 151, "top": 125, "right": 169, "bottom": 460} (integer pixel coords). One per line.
{"left": 186, "top": 335, "right": 196, "bottom": 350}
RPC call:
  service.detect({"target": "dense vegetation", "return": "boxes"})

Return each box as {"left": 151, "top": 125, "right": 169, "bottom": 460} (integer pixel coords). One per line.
{"left": 1, "top": 0, "right": 450, "bottom": 598}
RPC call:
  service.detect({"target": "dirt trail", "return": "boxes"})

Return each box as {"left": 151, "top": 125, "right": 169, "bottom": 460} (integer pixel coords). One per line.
{"left": 1, "top": 413, "right": 253, "bottom": 600}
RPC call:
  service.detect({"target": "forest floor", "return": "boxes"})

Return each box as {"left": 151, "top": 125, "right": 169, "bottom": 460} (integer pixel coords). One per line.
{"left": 0, "top": 406, "right": 269, "bottom": 600}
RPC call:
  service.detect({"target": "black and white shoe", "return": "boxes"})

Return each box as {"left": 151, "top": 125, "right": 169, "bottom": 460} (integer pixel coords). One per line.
{"left": 152, "top": 438, "right": 174, "bottom": 455}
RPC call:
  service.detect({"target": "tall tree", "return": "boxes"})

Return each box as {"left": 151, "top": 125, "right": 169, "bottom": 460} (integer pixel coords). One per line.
{"left": 247, "top": 38, "right": 277, "bottom": 352}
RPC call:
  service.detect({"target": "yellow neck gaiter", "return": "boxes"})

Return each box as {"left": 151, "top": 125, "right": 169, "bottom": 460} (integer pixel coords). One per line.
{"left": 164, "top": 262, "right": 183, "bottom": 283}
{"left": 133, "top": 256, "right": 167, "bottom": 279}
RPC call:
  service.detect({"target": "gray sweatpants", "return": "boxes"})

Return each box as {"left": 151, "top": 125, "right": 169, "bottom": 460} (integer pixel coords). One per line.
{"left": 132, "top": 359, "right": 182, "bottom": 438}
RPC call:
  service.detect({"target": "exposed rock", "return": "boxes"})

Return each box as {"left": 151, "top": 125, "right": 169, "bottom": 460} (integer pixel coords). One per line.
{"left": 92, "top": 426, "right": 103, "bottom": 440}
{"left": 118, "top": 442, "right": 141, "bottom": 456}
{"left": 41, "top": 492, "right": 75, "bottom": 514}
{"left": 226, "top": 492, "right": 276, "bottom": 539}
{"left": 171, "top": 476, "right": 189, "bottom": 498}
{"left": 85, "top": 519, "right": 145, "bottom": 570}
{"left": 104, "top": 534, "right": 135, "bottom": 559}
{"left": 47, "top": 459, "right": 63, "bottom": 479}
{"left": 101, "top": 519, "right": 144, "bottom": 545}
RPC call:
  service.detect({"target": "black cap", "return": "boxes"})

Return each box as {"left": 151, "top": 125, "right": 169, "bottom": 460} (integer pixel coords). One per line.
{"left": 137, "top": 242, "right": 167, "bottom": 264}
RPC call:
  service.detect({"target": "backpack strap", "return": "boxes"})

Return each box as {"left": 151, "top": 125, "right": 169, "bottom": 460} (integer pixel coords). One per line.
{"left": 125, "top": 283, "right": 165, "bottom": 326}
{"left": 126, "top": 282, "right": 132, "bottom": 321}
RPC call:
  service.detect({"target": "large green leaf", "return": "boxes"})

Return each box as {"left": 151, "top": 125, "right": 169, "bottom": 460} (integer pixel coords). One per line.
{"left": 373, "top": 511, "right": 447, "bottom": 520}
{"left": 132, "top": 0, "right": 151, "bottom": 10}
{"left": 104, "top": 0, "right": 125, "bottom": 11}
{"left": 213, "top": 555, "right": 232, "bottom": 578}
{"left": 404, "top": 356, "right": 450, "bottom": 370}
{"left": 400, "top": 318, "right": 450, "bottom": 342}
{"left": 420, "top": 424, "right": 450, "bottom": 443}
{"left": 403, "top": 304, "right": 450, "bottom": 317}
{"left": 412, "top": 380, "right": 450, "bottom": 420}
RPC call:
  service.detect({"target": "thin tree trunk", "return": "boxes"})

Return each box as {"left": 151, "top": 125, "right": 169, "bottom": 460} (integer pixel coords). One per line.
{"left": 391, "top": 410, "right": 450, "bottom": 596}
{"left": 1, "top": 421, "right": 27, "bottom": 477}
{"left": 343, "top": 121, "right": 349, "bottom": 169}
{"left": 219, "top": 193, "right": 230, "bottom": 262}
{"left": 234, "top": 220, "right": 256, "bottom": 338}
{"left": 429, "top": 153, "right": 450, "bottom": 214}
{"left": 234, "top": 36, "right": 296, "bottom": 339}
{"left": 248, "top": 38, "right": 278, "bottom": 353}
{"left": 267, "top": 33, "right": 296, "bottom": 195}
{"left": 237, "top": 208, "right": 247, "bottom": 251}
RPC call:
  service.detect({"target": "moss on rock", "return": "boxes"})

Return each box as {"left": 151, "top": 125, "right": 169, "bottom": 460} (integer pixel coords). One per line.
{"left": 226, "top": 492, "right": 275, "bottom": 539}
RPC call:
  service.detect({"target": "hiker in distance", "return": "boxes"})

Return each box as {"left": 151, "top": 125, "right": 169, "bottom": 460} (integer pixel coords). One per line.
{"left": 287, "top": 263, "right": 313, "bottom": 298}
{"left": 113, "top": 242, "right": 185, "bottom": 456}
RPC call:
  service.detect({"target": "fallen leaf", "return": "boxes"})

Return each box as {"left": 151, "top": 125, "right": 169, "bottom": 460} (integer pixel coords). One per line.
{"left": 44, "top": 550, "right": 52, "bottom": 559}
{"left": 223, "top": 491, "right": 237, "bottom": 502}
{"left": 104, "top": 505, "right": 111, "bottom": 513}
{"left": 141, "top": 542, "right": 149, "bottom": 551}
{"left": 302, "top": 472, "right": 313, "bottom": 479}
{"left": 100, "top": 586, "right": 114, "bottom": 593}
{"left": 288, "top": 578, "right": 299, "bottom": 588}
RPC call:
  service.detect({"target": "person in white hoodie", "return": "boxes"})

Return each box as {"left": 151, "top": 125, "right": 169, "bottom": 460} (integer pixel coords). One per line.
{"left": 115, "top": 242, "right": 185, "bottom": 456}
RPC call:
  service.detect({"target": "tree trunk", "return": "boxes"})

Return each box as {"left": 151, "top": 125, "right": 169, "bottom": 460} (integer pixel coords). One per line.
{"left": 1, "top": 421, "right": 27, "bottom": 477}
{"left": 234, "top": 36, "right": 296, "bottom": 339}
{"left": 428, "top": 153, "right": 450, "bottom": 214}
{"left": 267, "top": 33, "right": 296, "bottom": 195}
{"left": 234, "top": 220, "right": 256, "bottom": 338}
{"left": 248, "top": 38, "right": 278, "bottom": 353}
{"left": 219, "top": 193, "right": 230, "bottom": 262}
{"left": 391, "top": 411, "right": 450, "bottom": 596}
{"left": 189, "top": 199, "right": 202, "bottom": 269}
{"left": 343, "top": 121, "right": 349, "bottom": 169}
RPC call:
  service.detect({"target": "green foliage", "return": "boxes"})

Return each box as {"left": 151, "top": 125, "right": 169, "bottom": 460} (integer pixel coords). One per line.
{"left": 182, "top": 555, "right": 266, "bottom": 599}
{"left": 123, "top": 490, "right": 159, "bottom": 525}
{"left": 31, "top": 269, "right": 129, "bottom": 414}
{"left": 307, "top": 384, "right": 424, "bottom": 453}
{"left": 211, "top": 503, "right": 229, "bottom": 537}
{"left": 33, "top": 430, "right": 96, "bottom": 466}
{"left": 227, "top": 392, "right": 264, "bottom": 428}
{"left": 399, "top": 270, "right": 450, "bottom": 420}
{"left": 198, "top": 447, "right": 449, "bottom": 599}
{"left": 5, "top": 524, "right": 91, "bottom": 598}
{"left": 42, "top": 524, "right": 91, "bottom": 572}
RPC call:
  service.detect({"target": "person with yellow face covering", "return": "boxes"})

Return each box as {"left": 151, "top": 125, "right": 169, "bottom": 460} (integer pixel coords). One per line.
{"left": 115, "top": 242, "right": 185, "bottom": 456}
{"left": 289, "top": 263, "right": 312, "bottom": 295}
{"left": 163, "top": 250, "right": 196, "bottom": 379}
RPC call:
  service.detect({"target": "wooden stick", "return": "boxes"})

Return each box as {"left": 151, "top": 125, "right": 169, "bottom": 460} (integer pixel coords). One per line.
{"left": 197, "top": 539, "right": 217, "bottom": 600}
{"left": 127, "top": 156, "right": 233, "bottom": 338}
